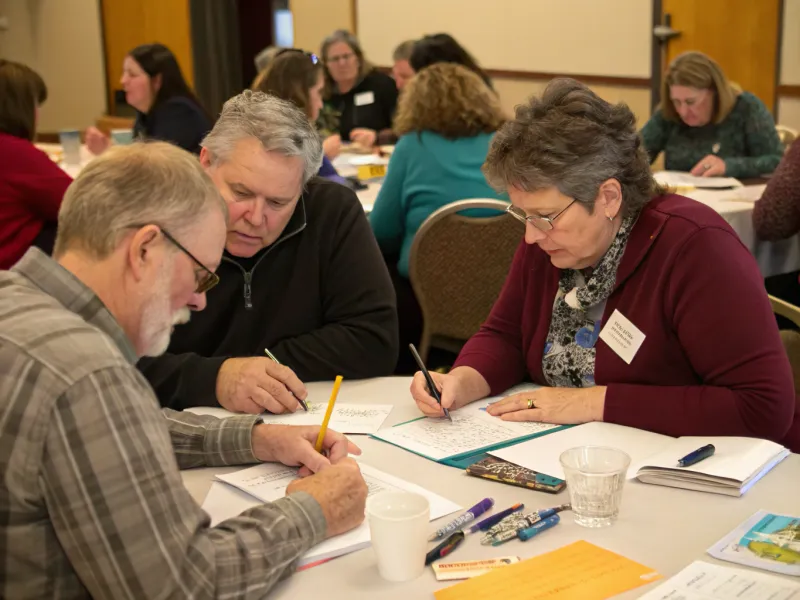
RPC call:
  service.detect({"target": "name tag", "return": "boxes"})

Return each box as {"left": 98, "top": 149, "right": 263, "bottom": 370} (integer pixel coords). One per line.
{"left": 354, "top": 91, "right": 375, "bottom": 106}
{"left": 598, "top": 309, "right": 645, "bottom": 364}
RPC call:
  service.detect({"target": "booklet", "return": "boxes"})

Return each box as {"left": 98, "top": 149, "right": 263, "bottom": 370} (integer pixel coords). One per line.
{"left": 707, "top": 510, "right": 800, "bottom": 577}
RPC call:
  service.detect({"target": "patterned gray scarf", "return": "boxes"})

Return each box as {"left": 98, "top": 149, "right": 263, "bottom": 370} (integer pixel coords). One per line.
{"left": 542, "top": 216, "right": 636, "bottom": 388}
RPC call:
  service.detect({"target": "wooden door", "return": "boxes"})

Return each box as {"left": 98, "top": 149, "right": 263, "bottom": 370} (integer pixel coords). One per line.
{"left": 660, "top": 0, "right": 781, "bottom": 111}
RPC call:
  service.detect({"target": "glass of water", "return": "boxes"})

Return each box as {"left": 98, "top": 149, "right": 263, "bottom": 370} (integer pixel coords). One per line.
{"left": 560, "top": 446, "right": 631, "bottom": 528}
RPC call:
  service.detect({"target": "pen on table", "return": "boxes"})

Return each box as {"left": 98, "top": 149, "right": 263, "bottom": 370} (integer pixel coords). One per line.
{"left": 425, "top": 531, "right": 465, "bottom": 565}
{"left": 264, "top": 348, "right": 309, "bottom": 412}
{"left": 482, "top": 504, "right": 570, "bottom": 545}
{"left": 408, "top": 343, "right": 452, "bottom": 422}
{"left": 428, "top": 498, "right": 494, "bottom": 541}
{"left": 513, "top": 514, "right": 561, "bottom": 544}
{"left": 465, "top": 503, "right": 524, "bottom": 535}
{"left": 314, "top": 375, "right": 343, "bottom": 453}
{"left": 677, "top": 443, "right": 715, "bottom": 468}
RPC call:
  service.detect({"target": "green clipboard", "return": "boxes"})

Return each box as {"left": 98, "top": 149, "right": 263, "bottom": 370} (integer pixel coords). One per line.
{"left": 371, "top": 415, "right": 571, "bottom": 469}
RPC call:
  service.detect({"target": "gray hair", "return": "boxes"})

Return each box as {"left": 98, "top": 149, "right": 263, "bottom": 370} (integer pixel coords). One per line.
{"left": 483, "top": 78, "right": 660, "bottom": 218}
{"left": 201, "top": 90, "right": 323, "bottom": 185}
{"left": 54, "top": 142, "right": 227, "bottom": 259}
{"left": 392, "top": 40, "right": 417, "bottom": 62}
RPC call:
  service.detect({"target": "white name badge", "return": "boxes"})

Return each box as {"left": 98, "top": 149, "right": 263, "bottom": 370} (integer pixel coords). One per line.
{"left": 354, "top": 91, "right": 375, "bottom": 106}
{"left": 598, "top": 309, "right": 646, "bottom": 365}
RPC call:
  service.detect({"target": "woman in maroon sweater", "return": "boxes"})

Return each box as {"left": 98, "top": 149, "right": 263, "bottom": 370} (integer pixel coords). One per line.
{"left": 0, "top": 60, "right": 72, "bottom": 269}
{"left": 411, "top": 79, "right": 799, "bottom": 451}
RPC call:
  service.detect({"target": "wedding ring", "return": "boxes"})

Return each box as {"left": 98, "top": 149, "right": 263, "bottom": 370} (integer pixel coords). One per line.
{"left": 703, "top": 163, "right": 711, "bottom": 170}
{"left": 526, "top": 398, "right": 536, "bottom": 409}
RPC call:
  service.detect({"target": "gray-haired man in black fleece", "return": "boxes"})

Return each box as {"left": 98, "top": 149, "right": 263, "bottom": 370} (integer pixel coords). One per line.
{"left": 138, "top": 91, "right": 398, "bottom": 413}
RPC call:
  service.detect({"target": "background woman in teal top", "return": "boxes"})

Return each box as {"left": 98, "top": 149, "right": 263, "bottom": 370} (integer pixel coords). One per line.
{"left": 369, "top": 62, "right": 506, "bottom": 373}
{"left": 369, "top": 62, "right": 506, "bottom": 277}
{"left": 640, "top": 51, "right": 782, "bottom": 179}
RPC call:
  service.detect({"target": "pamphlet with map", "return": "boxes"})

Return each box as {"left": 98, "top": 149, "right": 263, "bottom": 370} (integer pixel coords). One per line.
{"left": 708, "top": 509, "right": 800, "bottom": 576}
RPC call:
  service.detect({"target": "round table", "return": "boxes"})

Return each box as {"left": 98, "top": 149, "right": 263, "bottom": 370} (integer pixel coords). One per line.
{"left": 181, "top": 376, "right": 800, "bottom": 599}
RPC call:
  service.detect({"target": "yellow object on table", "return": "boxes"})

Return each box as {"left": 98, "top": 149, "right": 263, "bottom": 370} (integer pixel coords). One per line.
{"left": 314, "top": 375, "right": 343, "bottom": 452}
{"left": 357, "top": 163, "right": 387, "bottom": 180}
{"left": 434, "top": 540, "right": 661, "bottom": 600}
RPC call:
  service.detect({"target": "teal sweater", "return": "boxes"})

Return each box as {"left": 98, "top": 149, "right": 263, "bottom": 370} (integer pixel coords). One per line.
{"left": 369, "top": 131, "right": 507, "bottom": 278}
{"left": 640, "top": 92, "right": 783, "bottom": 178}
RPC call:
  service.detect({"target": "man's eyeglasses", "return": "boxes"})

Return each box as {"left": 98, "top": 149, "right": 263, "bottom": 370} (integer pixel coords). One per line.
{"left": 276, "top": 48, "right": 320, "bottom": 65}
{"left": 506, "top": 200, "right": 577, "bottom": 232}
{"left": 129, "top": 224, "right": 220, "bottom": 294}
{"left": 326, "top": 52, "right": 355, "bottom": 64}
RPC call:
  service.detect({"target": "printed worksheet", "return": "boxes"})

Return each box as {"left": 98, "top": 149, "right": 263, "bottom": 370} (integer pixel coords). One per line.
{"left": 186, "top": 403, "right": 393, "bottom": 435}
{"left": 212, "top": 462, "right": 461, "bottom": 565}
{"left": 638, "top": 561, "right": 800, "bottom": 599}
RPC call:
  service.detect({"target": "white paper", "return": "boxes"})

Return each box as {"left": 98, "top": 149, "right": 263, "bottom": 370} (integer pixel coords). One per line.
{"left": 638, "top": 560, "right": 800, "bottom": 599}
{"left": 490, "top": 422, "right": 674, "bottom": 480}
{"left": 354, "top": 91, "right": 375, "bottom": 106}
{"left": 654, "top": 170, "right": 743, "bottom": 189}
{"left": 208, "top": 462, "right": 461, "bottom": 566}
{"left": 374, "top": 385, "right": 559, "bottom": 461}
{"left": 598, "top": 309, "right": 646, "bottom": 365}
{"left": 186, "top": 403, "right": 393, "bottom": 435}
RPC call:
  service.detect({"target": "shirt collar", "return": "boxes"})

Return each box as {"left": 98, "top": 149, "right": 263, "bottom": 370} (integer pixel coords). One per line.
{"left": 12, "top": 248, "right": 139, "bottom": 364}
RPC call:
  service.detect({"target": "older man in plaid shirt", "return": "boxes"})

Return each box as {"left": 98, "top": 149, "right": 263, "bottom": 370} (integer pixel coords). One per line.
{"left": 0, "top": 142, "right": 367, "bottom": 599}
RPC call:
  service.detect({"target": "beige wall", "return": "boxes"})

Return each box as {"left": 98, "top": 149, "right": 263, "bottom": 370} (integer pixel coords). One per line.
{"left": 0, "top": 0, "right": 106, "bottom": 132}
{"left": 778, "top": 0, "right": 800, "bottom": 130}
{"left": 291, "top": 0, "right": 354, "bottom": 54}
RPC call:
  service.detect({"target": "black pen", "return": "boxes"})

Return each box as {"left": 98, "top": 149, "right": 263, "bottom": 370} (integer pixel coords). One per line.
{"left": 408, "top": 343, "right": 452, "bottom": 422}
{"left": 264, "top": 348, "right": 309, "bottom": 411}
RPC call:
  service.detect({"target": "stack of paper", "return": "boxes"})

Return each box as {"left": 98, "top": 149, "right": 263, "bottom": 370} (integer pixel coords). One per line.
{"left": 654, "top": 170, "right": 743, "bottom": 189}
{"left": 633, "top": 436, "right": 789, "bottom": 496}
{"left": 186, "top": 402, "right": 393, "bottom": 435}
{"left": 204, "top": 462, "right": 461, "bottom": 566}
{"left": 639, "top": 560, "right": 800, "bottom": 599}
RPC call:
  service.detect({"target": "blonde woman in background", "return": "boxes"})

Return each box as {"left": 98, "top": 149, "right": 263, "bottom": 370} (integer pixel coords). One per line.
{"left": 641, "top": 51, "right": 782, "bottom": 178}
{"left": 369, "top": 63, "right": 506, "bottom": 373}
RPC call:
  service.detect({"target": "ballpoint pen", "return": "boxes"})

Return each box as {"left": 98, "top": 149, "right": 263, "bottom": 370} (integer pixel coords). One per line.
{"left": 513, "top": 514, "right": 561, "bottom": 544}
{"left": 264, "top": 348, "right": 309, "bottom": 411}
{"left": 409, "top": 343, "right": 452, "bottom": 422}
{"left": 429, "top": 498, "right": 494, "bottom": 541}
{"left": 465, "top": 503, "right": 524, "bottom": 535}
{"left": 481, "top": 504, "right": 570, "bottom": 545}
{"left": 677, "top": 443, "right": 715, "bottom": 467}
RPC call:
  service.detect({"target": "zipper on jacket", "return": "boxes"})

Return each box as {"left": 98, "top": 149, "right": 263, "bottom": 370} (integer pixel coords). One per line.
{"left": 243, "top": 271, "right": 253, "bottom": 310}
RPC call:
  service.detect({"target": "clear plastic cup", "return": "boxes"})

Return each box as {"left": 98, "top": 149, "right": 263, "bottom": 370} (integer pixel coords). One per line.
{"left": 366, "top": 491, "right": 429, "bottom": 582}
{"left": 110, "top": 128, "right": 134, "bottom": 145}
{"left": 560, "top": 446, "right": 631, "bottom": 528}
{"left": 59, "top": 129, "right": 81, "bottom": 165}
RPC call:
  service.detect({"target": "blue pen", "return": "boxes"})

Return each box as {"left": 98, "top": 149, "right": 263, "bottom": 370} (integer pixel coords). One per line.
{"left": 677, "top": 443, "right": 715, "bottom": 467}
{"left": 466, "top": 503, "right": 524, "bottom": 535}
{"left": 429, "top": 498, "right": 494, "bottom": 541}
{"left": 516, "top": 514, "right": 561, "bottom": 543}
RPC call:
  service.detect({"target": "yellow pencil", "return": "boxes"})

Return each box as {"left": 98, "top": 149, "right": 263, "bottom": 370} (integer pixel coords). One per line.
{"left": 315, "top": 375, "right": 343, "bottom": 453}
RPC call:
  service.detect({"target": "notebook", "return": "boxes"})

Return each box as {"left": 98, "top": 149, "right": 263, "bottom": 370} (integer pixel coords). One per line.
{"left": 632, "top": 436, "right": 789, "bottom": 497}
{"left": 371, "top": 385, "right": 568, "bottom": 469}
{"left": 653, "top": 170, "right": 743, "bottom": 190}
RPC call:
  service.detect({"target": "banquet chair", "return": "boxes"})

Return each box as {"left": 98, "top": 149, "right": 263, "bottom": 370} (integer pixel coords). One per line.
{"left": 408, "top": 199, "right": 523, "bottom": 363}
{"left": 770, "top": 295, "right": 800, "bottom": 391}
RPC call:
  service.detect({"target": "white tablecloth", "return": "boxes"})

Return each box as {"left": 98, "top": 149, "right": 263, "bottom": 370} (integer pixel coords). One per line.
{"left": 684, "top": 186, "right": 800, "bottom": 278}
{"left": 181, "top": 377, "right": 800, "bottom": 599}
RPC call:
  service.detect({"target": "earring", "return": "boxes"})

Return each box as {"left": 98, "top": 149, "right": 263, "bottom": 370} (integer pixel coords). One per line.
{"left": 607, "top": 215, "right": 614, "bottom": 222}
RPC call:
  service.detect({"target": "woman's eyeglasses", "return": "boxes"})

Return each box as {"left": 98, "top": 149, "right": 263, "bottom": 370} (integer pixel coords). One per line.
{"left": 506, "top": 200, "right": 577, "bottom": 232}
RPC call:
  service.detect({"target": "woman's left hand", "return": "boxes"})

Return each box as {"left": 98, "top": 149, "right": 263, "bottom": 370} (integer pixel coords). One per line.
{"left": 350, "top": 128, "right": 377, "bottom": 148}
{"left": 690, "top": 154, "right": 726, "bottom": 177}
{"left": 486, "top": 386, "right": 606, "bottom": 424}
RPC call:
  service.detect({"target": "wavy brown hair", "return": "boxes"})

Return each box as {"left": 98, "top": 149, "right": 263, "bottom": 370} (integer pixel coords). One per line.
{"left": 394, "top": 63, "right": 504, "bottom": 140}
{"left": 252, "top": 50, "right": 322, "bottom": 119}
{"left": 662, "top": 51, "right": 741, "bottom": 125}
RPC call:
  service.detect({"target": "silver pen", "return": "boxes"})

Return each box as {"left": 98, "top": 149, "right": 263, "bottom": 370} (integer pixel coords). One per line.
{"left": 264, "top": 348, "right": 309, "bottom": 411}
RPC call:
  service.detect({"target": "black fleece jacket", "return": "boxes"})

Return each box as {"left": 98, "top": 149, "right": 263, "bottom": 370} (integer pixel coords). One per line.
{"left": 137, "top": 178, "right": 399, "bottom": 410}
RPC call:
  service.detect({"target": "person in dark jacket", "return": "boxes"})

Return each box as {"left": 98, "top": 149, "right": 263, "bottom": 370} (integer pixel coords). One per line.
{"left": 137, "top": 91, "right": 398, "bottom": 414}
{"left": 320, "top": 30, "right": 398, "bottom": 148}
{"left": 410, "top": 33, "right": 493, "bottom": 91}
{"left": 86, "top": 43, "right": 212, "bottom": 155}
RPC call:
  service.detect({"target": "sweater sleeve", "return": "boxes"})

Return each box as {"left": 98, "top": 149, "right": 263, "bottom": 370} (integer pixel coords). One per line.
{"left": 137, "top": 353, "right": 227, "bottom": 410}
{"left": 148, "top": 100, "right": 210, "bottom": 154}
{"left": 270, "top": 197, "right": 399, "bottom": 380}
{"left": 603, "top": 227, "right": 795, "bottom": 442}
{"left": 13, "top": 144, "right": 72, "bottom": 220}
{"left": 753, "top": 139, "right": 800, "bottom": 240}
{"left": 452, "top": 241, "right": 529, "bottom": 394}
{"left": 724, "top": 94, "right": 784, "bottom": 179}
{"left": 640, "top": 110, "right": 669, "bottom": 164}
{"left": 369, "top": 136, "right": 410, "bottom": 255}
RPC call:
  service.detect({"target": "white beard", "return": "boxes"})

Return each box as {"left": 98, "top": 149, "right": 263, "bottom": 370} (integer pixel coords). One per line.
{"left": 140, "top": 263, "right": 192, "bottom": 357}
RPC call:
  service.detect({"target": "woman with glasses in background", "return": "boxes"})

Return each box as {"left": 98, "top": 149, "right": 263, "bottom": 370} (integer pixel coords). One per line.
{"left": 253, "top": 49, "right": 347, "bottom": 185}
{"left": 320, "top": 30, "right": 398, "bottom": 150}
{"left": 410, "top": 78, "right": 799, "bottom": 452}
{"left": 641, "top": 51, "right": 782, "bottom": 178}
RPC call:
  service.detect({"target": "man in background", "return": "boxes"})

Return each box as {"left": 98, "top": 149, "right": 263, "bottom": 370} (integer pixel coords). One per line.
{"left": 0, "top": 142, "right": 367, "bottom": 598}
{"left": 392, "top": 39, "right": 417, "bottom": 91}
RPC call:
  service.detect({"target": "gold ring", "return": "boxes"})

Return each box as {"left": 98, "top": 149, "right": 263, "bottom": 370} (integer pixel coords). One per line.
{"left": 703, "top": 163, "right": 711, "bottom": 170}
{"left": 526, "top": 398, "right": 536, "bottom": 409}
